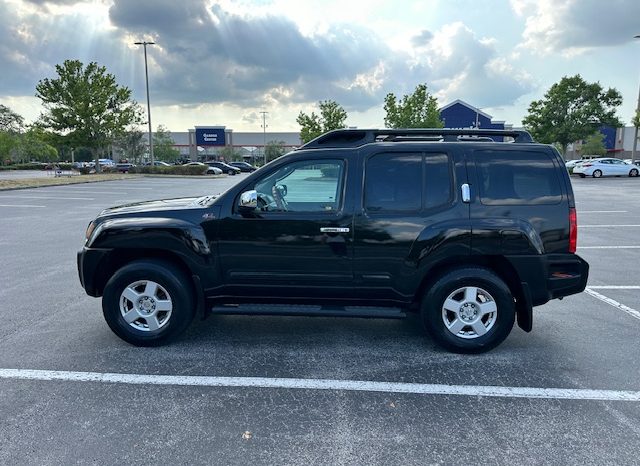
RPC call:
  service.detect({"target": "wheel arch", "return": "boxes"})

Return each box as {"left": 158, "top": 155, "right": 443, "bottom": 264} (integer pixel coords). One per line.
{"left": 93, "top": 248, "right": 197, "bottom": 298}
{"left": 413, "top": 255, "right": 531, "bottom": 331}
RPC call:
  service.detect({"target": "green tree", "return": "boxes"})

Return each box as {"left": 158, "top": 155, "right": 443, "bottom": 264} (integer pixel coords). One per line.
{"left": 632, "top": 108, "right": 640, "bottom": 128}
{"left": 296, "top": 100, "right": 348, "bottom": 143}
{"left": 265, "top": 140, "right": 286, "bottom": 162}
{"left": 217, "top": 146, "right": 241, "bottom": 162}
{"left": 153, "top": 125, "right": 180, "bottom": 162}
{"left": 18, "top": 127, "right": 58, "bottom": 162}
{"left": 383, "top": 83, "right": 444, "bottom": 129}
{"left": 117, "top": 129, "right": 146, "bottom": 164}
{"left": 580, "top": 131, "right": 607, "bottom": 156}
{"left": 522, "top": 75, "right": 622, "bottom": 157}
{"left": 0, "top": 104, "right": 24, "bottom": 133}
{"left": 35, "top": 59, "right": 143, "bottom": 171}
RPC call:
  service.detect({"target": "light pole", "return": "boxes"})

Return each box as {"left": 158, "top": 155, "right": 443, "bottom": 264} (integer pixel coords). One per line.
{"left": 134, "top": 41, "right": 155, "bottom": 166}
{"left": 260, "top": 110, "right": 268, "bottom": 165}
{"left": 632, "top": 35, "right": 640, "bottom": 163}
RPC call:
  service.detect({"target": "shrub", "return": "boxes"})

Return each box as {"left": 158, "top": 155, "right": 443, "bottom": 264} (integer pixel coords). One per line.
{"left": 129, "top": 165, "right": 209, "bottom": 176}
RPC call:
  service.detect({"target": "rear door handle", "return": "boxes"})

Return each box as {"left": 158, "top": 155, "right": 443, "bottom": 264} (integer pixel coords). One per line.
{"left": 320, "top": 227, "right": 350, "bottom": 233}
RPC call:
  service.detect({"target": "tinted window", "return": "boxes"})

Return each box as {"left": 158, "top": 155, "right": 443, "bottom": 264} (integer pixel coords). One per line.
{"left": 365, "top": 153, "right": 451, "bottom": 212}
{"left": 424, "top": 153, "right": 452, "bottom": 209}
{"left": 475, "top": 150, "right": 562, "bottom": 205}
{"left": 365, "top": 154, "right": 422, "bottom": 211}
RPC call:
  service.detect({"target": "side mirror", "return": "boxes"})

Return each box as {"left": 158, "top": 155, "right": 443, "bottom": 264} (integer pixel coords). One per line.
{"left": 239, "top": 190, "right": 257, "bottom": 210}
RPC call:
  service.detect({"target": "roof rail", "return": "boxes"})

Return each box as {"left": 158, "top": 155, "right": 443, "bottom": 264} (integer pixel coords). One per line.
{"left": 298, "top": 128, "right": 534, "bottom": 149}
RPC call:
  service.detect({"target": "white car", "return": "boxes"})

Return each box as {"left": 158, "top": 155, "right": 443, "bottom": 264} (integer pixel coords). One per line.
{"left": 573, "top": 158, "right": 639, "bottom": 178}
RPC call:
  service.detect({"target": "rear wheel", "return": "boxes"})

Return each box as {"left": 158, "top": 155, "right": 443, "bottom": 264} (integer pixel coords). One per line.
{"left": 102, "top": 260, "right": 195, "bottom": 346}
{"left": 579, "top": 173, "right": 586, "bottom": 178}
{"left": 421, "top": 267, "right": 515, "bottom": 354}
{"left": 592, "top": 169, "right": 602, "bottom": 178}
{"left": 630, "top": 168, "right": 639, "bottom": 177}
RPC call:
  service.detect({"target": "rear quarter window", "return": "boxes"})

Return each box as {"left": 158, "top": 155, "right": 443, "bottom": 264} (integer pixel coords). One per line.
{"left": 474, "top": 150, "right": 562, "bottom": 205}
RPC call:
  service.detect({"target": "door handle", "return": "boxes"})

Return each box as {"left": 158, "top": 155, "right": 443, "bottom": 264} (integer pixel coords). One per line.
{"left": 320, "top": 227, "right": 350, "bottom": 233}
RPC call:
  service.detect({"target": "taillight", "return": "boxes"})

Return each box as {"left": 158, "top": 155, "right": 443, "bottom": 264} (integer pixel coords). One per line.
{"left": 569, "top": 207, "right": 577, "bottom": 253}
{"left": 582, "top": 163, "right": 592, "bottom": 167}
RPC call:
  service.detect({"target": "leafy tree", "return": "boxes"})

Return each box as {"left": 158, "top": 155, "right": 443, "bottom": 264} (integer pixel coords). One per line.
{"left": 152, "top": 125, "right": 180, "bottom": 162}
{"left": 265, "top": 140, "right": 286, "bottom": 162}
{"left": 580, "top": 131, "right": 607, "bottom": 156}
{"left": 117, "top": 129, "right": 146, "bottom": 164}
{"left": 296, "top": 100, "right": 348, "bottom": 143}
{"left": 18, "top": 127, "right": 58, "bottom": 162}
{"left": 522, "top": 75, "right": 622, "bottom": 156}
{"left": 384, "top": 83, "right": 444, "bottom": 129}
{"left": 0, "top": 104, "right": 24, "bottom": 133}
{"left": 217, "top": 146, "right": 241, "bottom": 162}
{"left": 0, "top": 132, "right": 16, "bottom": 164}
{"left": 632, "top": 108, "right": 640, "bottom": 129}
{"left": 35, "top": 59, "right": 143, "bottom": 171}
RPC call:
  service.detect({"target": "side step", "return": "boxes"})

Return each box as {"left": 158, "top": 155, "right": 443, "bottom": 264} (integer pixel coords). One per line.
{"left": 210, "top": 304, "right": 407, "bottom": 319}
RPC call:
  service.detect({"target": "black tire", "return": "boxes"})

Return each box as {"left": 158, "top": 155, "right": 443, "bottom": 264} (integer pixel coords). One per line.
{"left": 630, "top": 168, "right": 639, "bottom": 177}
{"left": 228, "top": 169, "right": 235, "bottom": 175}
{"left": 592, "top": 170, "right": 602, "bottom": 178}
{"left": 102, "top": 259, "right": 195, "bottom": 346}
{"left": 579, "top": 174, "right": 586, "bottom": 178}
{"left": 421, "top": 267, "right": 515, "bottom": 354}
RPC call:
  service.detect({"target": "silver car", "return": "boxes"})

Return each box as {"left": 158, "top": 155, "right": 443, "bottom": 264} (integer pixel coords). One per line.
{"left": 573, "top": 158, "right": 640, "bottom": 178}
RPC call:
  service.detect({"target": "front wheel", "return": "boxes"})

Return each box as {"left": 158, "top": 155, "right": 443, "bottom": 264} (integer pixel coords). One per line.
{"left": 630, "top": 168, "right": 639, "bottom": 177}
{"left": 102, "top": 260, "right": 195, "bottom": 346}
{"left": 592, "top": 169, "right": 602, "bottom": 178}
{"left": 421, "top": 267, "right": 515, "bottom": 354}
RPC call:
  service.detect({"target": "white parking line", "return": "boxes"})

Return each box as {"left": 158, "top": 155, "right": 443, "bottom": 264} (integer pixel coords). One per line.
{"left": 0, "top": 204, "right": 46, "bottom": 208}
{"left": 581, "top": 225, "right": 640, "bottom": 228}
{"left": 0, "top": 195, "right": 95, "bottom": 200}
{"left": 584, "top": 288, "right": 640, "bottom": 321}
{"left": 588, "top": 286, "right": 640, "bottom": 290}
{"left": 0, "top": 368, "right": 639, "bottom": 402}
{"left": 578, "top": 246, "right": 640, "bottom": 249}
{"left": 36, "top": 190, "right": 130, "bottom": 195}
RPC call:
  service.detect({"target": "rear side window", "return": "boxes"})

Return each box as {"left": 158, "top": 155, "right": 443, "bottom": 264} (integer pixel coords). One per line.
{"left": 364, "top": 152, "right": 452, "bottom": 212}
{"left": 474, "top": 150, "right": 562, "bottom": 205}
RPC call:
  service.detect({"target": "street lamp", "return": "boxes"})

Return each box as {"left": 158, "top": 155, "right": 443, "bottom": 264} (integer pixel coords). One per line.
{"left": 632, "top": 35, "right": 640, "bottom": 163}
{"left": 260, "top": 110, "right": 268, "bottom": 165}
{"left": 134, "top": 41, "right": 155, "bottom": 166}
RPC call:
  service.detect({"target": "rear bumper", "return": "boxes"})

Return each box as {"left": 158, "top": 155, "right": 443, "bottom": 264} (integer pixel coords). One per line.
{"left": 506, "top": 253, "right": 589, "bottom": 306}
{"left": 77, "top": 247, "right": 111, "bottom": 297}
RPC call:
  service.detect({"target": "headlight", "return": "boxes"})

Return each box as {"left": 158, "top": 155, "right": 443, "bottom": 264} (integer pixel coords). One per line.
{"left": 85, "top": 221, "right": 96, "bottom": 241}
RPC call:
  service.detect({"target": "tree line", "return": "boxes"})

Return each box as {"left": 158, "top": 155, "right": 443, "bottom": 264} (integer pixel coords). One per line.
{"left": 0, "top": 57, "right": 636, "bottom": 167}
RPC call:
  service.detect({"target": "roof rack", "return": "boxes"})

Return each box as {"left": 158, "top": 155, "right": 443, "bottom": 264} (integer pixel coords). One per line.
{"left": 298, "top": 128, "right": 534, "bottom": 149}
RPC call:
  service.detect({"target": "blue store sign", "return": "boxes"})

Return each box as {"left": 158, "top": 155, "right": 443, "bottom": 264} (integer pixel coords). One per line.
{"left": 195, "top": 128, "right": 226, "bottom": 146}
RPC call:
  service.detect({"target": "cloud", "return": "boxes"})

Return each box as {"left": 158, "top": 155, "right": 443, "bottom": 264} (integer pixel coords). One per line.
{"left": 411, "top": 29, "right": 433, "bottom": 47}
{"left": 2, "top": 0, "right": 535, "bottom": 125}
{"left": 511, "top": 0, "right": 640, "bottom": 55}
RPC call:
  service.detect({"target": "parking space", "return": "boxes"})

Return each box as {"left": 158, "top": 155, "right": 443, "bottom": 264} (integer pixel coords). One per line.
{"left": 1, "top": 174, "right": 640, "bottom": 464}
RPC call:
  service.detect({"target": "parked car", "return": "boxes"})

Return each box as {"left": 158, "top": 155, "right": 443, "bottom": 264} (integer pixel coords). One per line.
{"left": 572, "top": 158, "right": 639, "bottom": 178}
{"left": 143, "top": 161, "right": 172, "bottom": 167}
{"left": 78, "top": 128, "right": 588, "bottom": 353}
{"left": 229, "top": 161, "right": 258, "bottom": 173}
{"left": 624, "top": 159, "right": 640, "bottom": 167}
{"left": 206, "top": 161, "right": 241, "bottom": 175}
{"left": 116, "top": 163, "right": 136, "bottom": 173}
{"left": 206, "top": 166, "right": 223, "bottom": 175}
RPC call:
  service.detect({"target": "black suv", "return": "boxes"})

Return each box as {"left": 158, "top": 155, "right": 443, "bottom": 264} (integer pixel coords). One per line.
{"left": 78, "top": 129, "right": 588, "bottom": 353}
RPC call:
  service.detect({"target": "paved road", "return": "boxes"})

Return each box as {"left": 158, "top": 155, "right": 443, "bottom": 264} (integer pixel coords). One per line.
{"left": 0, "top": 175, "right": 639, "bottom": 465}
{"left": 0, "top": 169, "right": 55, "bottom": 179}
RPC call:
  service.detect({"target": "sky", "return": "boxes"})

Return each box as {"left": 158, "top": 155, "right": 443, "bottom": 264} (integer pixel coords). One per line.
{"left": 1, "top": 0, "right": 639, "bottom": 133}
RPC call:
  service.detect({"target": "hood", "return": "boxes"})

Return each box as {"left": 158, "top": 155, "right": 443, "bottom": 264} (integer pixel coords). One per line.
{"left": 99, "top": 196, "right": 215, "bottom": 217}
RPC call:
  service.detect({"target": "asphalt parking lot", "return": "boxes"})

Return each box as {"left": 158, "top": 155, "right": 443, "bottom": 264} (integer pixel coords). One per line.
{"left": 1, "top": 174, "right": 639, "bottom": 465}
